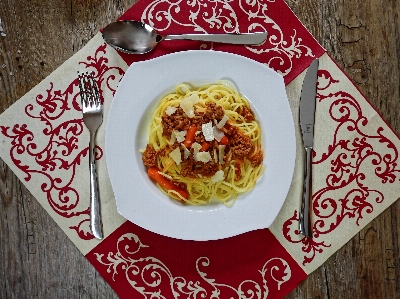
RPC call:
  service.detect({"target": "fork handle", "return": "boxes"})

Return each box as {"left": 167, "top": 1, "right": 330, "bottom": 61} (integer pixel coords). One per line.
{"left": 89, "top": 133, "right": 103, "bottom": 239}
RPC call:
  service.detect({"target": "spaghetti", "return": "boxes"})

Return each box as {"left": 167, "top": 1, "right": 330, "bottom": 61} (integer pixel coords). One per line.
{"left": 142, "top": 81, "right": 264, "bottom": 206}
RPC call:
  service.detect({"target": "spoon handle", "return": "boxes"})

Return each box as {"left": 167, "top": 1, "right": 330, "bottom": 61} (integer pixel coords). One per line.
{"left": 163, "top": 32, "right": 267, "bottom": 45}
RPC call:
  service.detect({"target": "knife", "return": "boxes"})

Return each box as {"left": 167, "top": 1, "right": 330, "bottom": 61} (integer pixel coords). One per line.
{"left": 299, "top": 58, "right": 319, "bottom": 238}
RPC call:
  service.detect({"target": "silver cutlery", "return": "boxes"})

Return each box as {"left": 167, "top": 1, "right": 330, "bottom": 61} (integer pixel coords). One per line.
{"left": 299, "top": 58, "right": 319, "bottom": 238}
{"left": 102, "top": 20, "right": 268, "bottom": 54}
{"left": 78, "top": 72, "right": 104, "bottom": 240}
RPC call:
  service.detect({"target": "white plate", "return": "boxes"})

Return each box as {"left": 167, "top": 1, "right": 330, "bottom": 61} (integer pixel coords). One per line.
{"left": 105, "top": 50, "right": 295, "bottom": 241}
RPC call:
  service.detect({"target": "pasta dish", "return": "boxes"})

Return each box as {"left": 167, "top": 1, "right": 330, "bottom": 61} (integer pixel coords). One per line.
{"left": 142, "top": 81, "right": 264, "bottom": 206}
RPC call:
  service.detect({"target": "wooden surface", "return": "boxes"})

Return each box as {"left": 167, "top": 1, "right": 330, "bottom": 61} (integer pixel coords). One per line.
{"left": 0, "top": 0, "right": 399, "bottom": 298}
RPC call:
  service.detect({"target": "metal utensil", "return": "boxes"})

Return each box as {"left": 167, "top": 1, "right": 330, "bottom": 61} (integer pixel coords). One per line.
{"left": 299, "top": 58, "right": 319, "bottom": 238}
{"left": 102, "top": 20, "right": 268, "bottom": 54}
{"left": 78, "top": 72, "right": 104, "bottom": 240}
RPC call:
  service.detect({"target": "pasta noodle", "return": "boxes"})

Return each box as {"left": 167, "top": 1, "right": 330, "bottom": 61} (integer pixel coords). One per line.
{"left": 142, "top": 81, "right": 264, "bottom": 206}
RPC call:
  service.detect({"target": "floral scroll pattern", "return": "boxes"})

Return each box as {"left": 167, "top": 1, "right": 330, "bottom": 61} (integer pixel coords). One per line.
{"left": 0, "top": 44, "right": 124, "bottom": 240}
{"left": 141, "top": 0, "right": 314, "bottom": 76}
{"left": 282, "top": 69, "right": 400, "bottom": 265}
{"left": 95, "top": 232, "right": 292, "bottom": 298}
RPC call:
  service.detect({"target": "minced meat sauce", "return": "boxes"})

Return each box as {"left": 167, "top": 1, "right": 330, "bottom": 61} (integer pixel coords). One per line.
{"left": 142, "top": 102, "right": 263, "bottom": 180}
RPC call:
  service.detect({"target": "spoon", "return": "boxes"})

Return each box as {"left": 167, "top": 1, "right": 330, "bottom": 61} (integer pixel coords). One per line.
{"left": 102, "top": 20, "right": 268, "bottom": 54}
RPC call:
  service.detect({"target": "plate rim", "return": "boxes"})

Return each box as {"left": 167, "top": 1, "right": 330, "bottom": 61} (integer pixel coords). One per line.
{"left": 105, "top": 50, "right": 296, "bottom": 241}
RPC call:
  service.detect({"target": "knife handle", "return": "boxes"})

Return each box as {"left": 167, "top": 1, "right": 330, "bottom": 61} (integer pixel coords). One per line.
{"left": 300, "top": 146, "right": 313, "bottom": 238}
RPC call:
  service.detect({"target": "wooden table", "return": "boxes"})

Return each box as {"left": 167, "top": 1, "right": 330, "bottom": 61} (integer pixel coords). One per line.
{"left": 0, "top": 0, "right": 399, "bottom": 298}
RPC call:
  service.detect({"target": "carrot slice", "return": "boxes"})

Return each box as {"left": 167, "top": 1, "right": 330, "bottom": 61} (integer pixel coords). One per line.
{"left": 201, "top": 141, "right": 210, "bottom": 151}
{"left": 183, "top": 124, "right": 197, "bottom": 148}
{"left": 219, "top": 135, "right": 229, "bottom": 146}
{"left": 147, "top": 166, "right": 189, "bottom": 200}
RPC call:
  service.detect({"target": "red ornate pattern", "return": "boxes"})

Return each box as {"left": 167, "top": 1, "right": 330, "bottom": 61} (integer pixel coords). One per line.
{"left": 116, "top": 0, "right": 325, "bottom": 84}
{"left": 86, "top": 221, "right": 307, "bottom": 299}
{"left": 283, "top": 68, "right": 400, "bottom": 265}
{"left": 0, "top": 44, "right": 124, "bottom": 240}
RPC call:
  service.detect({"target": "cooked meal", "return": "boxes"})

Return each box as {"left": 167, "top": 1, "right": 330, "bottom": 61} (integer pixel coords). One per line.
{"left": 141, "top": 81, "right": 264, "bottom": 206}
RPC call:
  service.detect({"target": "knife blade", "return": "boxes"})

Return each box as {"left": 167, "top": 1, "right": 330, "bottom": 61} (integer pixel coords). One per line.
{"left": 299, "top": 58, "right": 319, "bottom": 238}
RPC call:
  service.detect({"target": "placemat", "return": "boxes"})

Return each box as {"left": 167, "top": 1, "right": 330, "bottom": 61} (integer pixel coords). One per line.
{"left": 1, "top": 0, "right": 399, "bottom": 298}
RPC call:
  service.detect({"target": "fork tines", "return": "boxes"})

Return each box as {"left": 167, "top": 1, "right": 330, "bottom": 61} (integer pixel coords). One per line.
{"left": 77, "top": 71, "right": 101, "bottom": 107}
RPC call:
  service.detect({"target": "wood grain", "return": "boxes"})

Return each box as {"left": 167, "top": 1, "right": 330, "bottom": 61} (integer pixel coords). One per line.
{"left": 286, "top": 1, "right": 400, "bottom": 298}
{"left": 0, "top": 0, "right": 399, "bottom": 298}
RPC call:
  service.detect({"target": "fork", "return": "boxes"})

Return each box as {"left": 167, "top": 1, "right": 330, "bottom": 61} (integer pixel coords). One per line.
{"left": 78, "top": 71, "right": 103, "bottom": 239}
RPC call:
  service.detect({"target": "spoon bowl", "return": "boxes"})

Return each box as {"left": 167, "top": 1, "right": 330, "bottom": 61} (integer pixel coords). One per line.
{"left": 102, "top": 20, "right": 267, "bottom": 54}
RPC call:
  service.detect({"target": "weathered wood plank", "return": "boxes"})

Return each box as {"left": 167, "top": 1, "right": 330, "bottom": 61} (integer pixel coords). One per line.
{"left": 0, "top": 1, "right": 134, "bottom": 298}
{"left": 285, "top": 0, "right": 400, "bottom": 298}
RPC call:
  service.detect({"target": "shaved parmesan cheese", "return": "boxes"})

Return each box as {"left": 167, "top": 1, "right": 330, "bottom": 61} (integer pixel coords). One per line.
{"left": 173, "top": 130, "right": 187, "bottom": 143}
{"left": 213, "top": 126, "right": 224, "bottom": 142}
{"left": 158, "top": 171, "right": 172, "bottom": 180}
{"left": 168, "top": 189, "right": 186, "bottom": 201}
{"left": 196, "top": 152, "right": 212, "bottom": 163}
{"left": 191, "top": 142, "right": 202, "bottom": 161}
{"left": 185, "top": 93, "right": 201, "bottom": 104}
{"left": 202, "top": 121, "right": 214, "bottom": 141}
{"left": 191, "top": 142, "right": 201, "bottom": 151}
{"left": 211, "top": 170, "right": 225, "bottom": 183}
{"left": 217, "top": 115, "right": 229, "bottom": 129}
{"left": 180, "top": 94, "right": 200, "bottom": 118}
{"left": 169, "top": 147, "right": 182, "bottom": 165}
{"left": 218, "top": 145, "right": 226, "bottom": 164}
{"left": 192, "top": 142, "right": 201, "bottom": 154}
{"left": 180, "top": 101, "right": 195, "bottom": 118}
{"left": 169, "top": 132, "right": 176, "bottom": 144}
{"left": 165, "top": 106, "right": 177, "bottom": 116}
{"left": 182, "top": 145, "right": 191, "bottom": 159}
